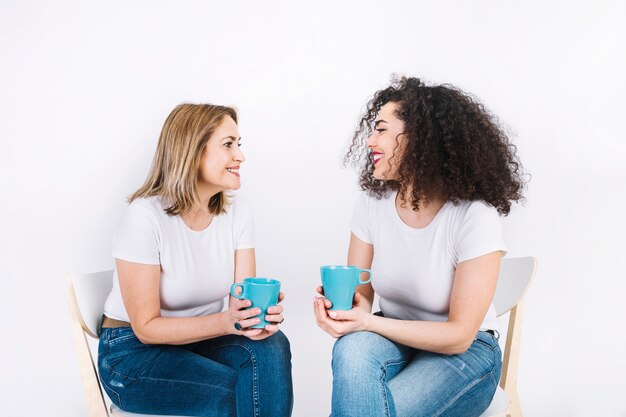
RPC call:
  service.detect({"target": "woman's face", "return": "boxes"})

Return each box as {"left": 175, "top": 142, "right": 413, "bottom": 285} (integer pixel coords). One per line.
{"left": 367, "top": 102, "right": 407, "bottom": 180}
{"left": 197, "top": 116, "right": 245, "bottom": 193}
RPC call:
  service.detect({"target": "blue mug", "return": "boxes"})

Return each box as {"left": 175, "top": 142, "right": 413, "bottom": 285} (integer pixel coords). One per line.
{"left": 230, "top": 278, "right": 281, "bottom": 328}
{"left": 320, "top": 266, "right": 372, "bottom": 311}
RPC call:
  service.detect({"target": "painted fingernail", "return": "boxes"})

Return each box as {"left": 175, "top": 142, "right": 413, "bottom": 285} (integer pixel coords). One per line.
{"left": 328, "top": 311, "right": 337, "bottom": 319}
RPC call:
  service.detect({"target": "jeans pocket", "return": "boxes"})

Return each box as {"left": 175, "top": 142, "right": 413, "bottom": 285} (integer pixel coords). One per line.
{"left": 100, "top": 371, "right": 123, "bottom": 408}
{"left": 108, "top": 328, "right": 138, "bottom": 346}
{"left": 474, "top": 332, "right": 498, "bottom": 351}
{"left": 100, "top": 329, "right": 143, "bottom": 372}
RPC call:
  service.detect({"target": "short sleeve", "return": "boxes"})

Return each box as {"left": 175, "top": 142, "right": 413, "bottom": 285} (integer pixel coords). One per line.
{"left": 350, "top": 193, "right": 372, "bottom": 244}
{"left": 112, "top": 200, "right": 161, "bottom": 265}
{"left": 455, "top": 202, "right": 507, "bottom": 264}
{"left": 232, "top": 195, "right": 255, "bottom": 250}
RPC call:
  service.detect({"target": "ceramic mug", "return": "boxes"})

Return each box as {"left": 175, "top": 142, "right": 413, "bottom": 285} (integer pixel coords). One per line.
{"left": 230, "top": 277, "right": 281, "bottom": 328}
{"left": 320, "top": 266, "right": 372, "bottom": 311}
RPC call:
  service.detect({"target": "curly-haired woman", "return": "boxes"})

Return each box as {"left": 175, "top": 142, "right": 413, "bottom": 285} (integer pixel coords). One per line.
{"left": 314, "top": 77, "right": 525, "bottom": 417}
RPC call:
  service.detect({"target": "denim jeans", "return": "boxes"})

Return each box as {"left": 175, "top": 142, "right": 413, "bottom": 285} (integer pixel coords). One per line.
{"left": 98, "top": 327, "right": 293, "bottom": 417}
{"left": 331, "top": 330, "right": 502, "bottom": 417}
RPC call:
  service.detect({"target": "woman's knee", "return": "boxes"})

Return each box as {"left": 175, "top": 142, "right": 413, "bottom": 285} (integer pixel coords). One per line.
{"left": 255, "top": 330, "right": 291, "bottom": 358}
{"left": 268, "top": 330, "right": 291, "bottom": 358}
{"left": 245, "top": 330, "right": 292, "bottom": 370}
{"left": 332, "top": 331, "right": 389, "bottom": 374}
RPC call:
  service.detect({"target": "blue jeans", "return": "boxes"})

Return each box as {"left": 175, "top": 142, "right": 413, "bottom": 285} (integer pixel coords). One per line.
{"left": 98, "top": 327, "right": 293, "bottom": 417}
{"left": 331, "top": 330, "right": 502, "bottom": 417}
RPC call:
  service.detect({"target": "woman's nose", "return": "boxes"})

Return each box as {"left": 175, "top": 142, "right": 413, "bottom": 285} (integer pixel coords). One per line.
{"left": 234, "top": 147, "right": 245, "bottom": 163}
{"left": 366, "top": 133, "right": 375, "bottom": 148}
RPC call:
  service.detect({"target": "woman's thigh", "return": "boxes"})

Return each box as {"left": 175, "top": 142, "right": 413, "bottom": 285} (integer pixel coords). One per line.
{"left": 388, "top": 331, "right": 502, "bottom": 417}
{"left": 194, "top": 331, "right": 293, "bottom": 417}
{"left": 331, "top": 331, "right": 415, "bottom": 417}
{"left": 98, "top": 327, "right": 238, "bottom": 416}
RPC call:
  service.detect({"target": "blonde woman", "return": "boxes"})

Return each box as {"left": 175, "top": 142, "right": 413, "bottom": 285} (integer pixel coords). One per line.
{"left": 98, "top": 104, "right": 293, "bottom": 417}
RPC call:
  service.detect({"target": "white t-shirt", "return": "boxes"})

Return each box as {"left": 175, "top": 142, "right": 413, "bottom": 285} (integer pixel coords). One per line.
{"left": 103, "top": 195, "right": 254, "bottom": 322}
{"left": 350, "top": 191, "right": 506, "bottom": 331}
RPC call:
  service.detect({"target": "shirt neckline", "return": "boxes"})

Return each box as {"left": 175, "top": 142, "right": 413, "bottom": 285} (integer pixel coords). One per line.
{"left": 176, "top": 211, "right": 218, "bottom": 234}
{"left": 389, "top": 190, "right": 448, "bottom": 234}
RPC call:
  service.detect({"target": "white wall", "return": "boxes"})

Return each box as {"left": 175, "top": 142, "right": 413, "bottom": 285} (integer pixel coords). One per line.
{"left": 1, "top": 1, "right": 625, "bottom": 416}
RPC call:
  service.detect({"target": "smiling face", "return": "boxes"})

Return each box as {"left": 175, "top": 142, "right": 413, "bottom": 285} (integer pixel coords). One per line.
{"left": 367, "top": 102, "right": 407, "bottom": 180}
{"left": 197, "top": 115, "right": 245, "bottom": 195}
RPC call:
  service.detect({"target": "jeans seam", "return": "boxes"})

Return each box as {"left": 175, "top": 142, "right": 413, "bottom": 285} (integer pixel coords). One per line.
{"left": 99, "top": 373, "right": 123, "bottom": 408}
{"left": 433, "top": 342, "right": 501, "bottom": 417}
{"left": 474, "top": 337, "right": 497, "bottom": 351}
{"left": 380, "top": 366, "right": 391, "bottom": 417}
{"left": 134, "top": 376, "right": 237, "bottom": 394}
{"left": 483, "top": 369, "right": 497, "bottom": 387}
{"left": 432, "top": 376, "right": 483, "bottom": 417}
{"left": 204, "top": 341, "right": 260, "bottom": 417}
{"left": 109, "top": 368, "right": 138, "bottom": 382}
{"left": 101, "top": 340, "right": 156, "bottom": 380}
{"left": 380, "top": 359, "right": 406, "bottom": 417}
{"left": 108, "top": 333, "right": 137, "bottom": 346}
{"left": 486, "top": 343, "right": 501, "bottom": 382}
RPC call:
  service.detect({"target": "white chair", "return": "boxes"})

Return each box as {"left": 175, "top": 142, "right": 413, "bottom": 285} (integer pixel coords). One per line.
{"left": 479, "top": 256, "right": 538, "bottom": 417}
{"left": 67, "top": 271, "right": 192, "bottom": 417}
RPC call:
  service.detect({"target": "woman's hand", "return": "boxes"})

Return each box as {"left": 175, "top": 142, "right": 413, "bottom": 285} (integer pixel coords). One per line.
{"left": 225, "top": 292, "right": 285, "bottom": 341}
{"left": 314, "top": 286, "right": 366, "bottom": 309}
{"left": 223, "top": 297, "right": 264, "bottom": 338}
{"left": 313, "top": 287, "right": 372, "bottom": 338}
{"left": 250, "top": 292, "right": 285, "bottom": 340}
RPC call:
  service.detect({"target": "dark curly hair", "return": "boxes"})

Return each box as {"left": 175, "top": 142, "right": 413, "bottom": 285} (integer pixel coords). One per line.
{"left": 344, "top": 76, "right": 526, "bottom": 215}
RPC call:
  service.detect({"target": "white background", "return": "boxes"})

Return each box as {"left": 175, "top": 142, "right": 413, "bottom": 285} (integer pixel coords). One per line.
{"left": 1, "top": 1, "right": 625, "bottom": 416}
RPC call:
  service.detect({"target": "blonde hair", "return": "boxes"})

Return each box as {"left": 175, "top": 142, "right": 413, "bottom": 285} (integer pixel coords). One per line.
{"left": 129, "top": 103, "right": 238, "bottom": 215}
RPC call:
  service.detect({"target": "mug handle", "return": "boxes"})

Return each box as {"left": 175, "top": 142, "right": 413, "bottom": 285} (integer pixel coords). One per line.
{"left": 230, "top": 283, "right": 247, "bottom": 299}
{"left": 357, "top": 269, "right": 372, "bottom": 285}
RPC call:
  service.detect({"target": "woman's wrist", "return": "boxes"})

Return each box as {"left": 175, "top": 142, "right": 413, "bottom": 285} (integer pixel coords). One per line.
{"left": 363, "top": 311, "right": 379, "bottom": 332}
{"left": 217, "top": 311, "right": 233, "bottom": 336}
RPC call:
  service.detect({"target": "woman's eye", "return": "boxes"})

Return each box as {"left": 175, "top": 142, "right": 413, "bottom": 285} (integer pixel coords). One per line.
{"left": 375, "top": 128, "right": 386, "bottom": 133}
{"left": 224, "top": 142, "right": 233, "bottom": 148}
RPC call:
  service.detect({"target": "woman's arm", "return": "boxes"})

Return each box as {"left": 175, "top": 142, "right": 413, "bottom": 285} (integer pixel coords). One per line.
{"left": 348, "top": 233, "right": 375, "bottom": 313}
{"left": 314, "top": 234, "right": 502, "bottom": 354}
{"left": 233, "top": 247, "right": 256, "bottom": 283}
{"left": 118, "top": 250, "right": 263, "bottom": 345}
{"left": 366, "top": 251, "right": 501, "bottom": 354}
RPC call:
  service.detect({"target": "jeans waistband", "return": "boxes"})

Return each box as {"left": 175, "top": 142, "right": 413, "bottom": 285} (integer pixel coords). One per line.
{"left": 101, "top": 315, "right": 131, "bottom": 329}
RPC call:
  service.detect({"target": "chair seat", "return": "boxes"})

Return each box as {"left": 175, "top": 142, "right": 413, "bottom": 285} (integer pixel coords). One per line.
{"left": 479, "top": 386, "right": 509, "bottom": 417}
{"left": 111, "top": 404, "right": 193, "bottom": 417}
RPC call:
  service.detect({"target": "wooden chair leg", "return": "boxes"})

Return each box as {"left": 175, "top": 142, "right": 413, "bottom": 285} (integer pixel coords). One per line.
{"left": 68, "top": 299, "right": 109, "bottom": 417}
{"left": 501, "top": 303, "right": 524, "bottom": 417}
{"left": 507, "top": 392, "right": 523, "bottom": 417}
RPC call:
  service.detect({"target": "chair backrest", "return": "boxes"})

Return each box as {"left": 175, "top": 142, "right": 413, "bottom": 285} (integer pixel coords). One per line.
{"left": 68, "top": 270, "right": 114, "bottom": 338}
{"left": 493, "top": 257, "right": 537, "bottom": 317}
{"left": 67, "top": 270, "right": 114, "bottom": 417}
